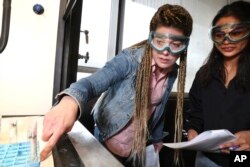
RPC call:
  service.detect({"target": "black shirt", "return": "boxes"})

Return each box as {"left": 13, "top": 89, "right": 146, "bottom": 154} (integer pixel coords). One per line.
{"left": 186, "top": 70, "right": 250, "bottom": 167}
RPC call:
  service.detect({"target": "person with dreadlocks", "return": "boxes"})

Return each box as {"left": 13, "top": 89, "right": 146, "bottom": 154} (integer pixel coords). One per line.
{"left": 40, "top": 4, "right": 193, "bottom": 166}
{"left": 186, "top": 1, "right": 250, "bottom": 167}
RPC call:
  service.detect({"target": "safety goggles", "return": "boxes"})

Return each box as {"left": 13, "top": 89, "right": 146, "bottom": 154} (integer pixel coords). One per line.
{"left": 210, "top": 22, "right": 250, "bottom": 44}
{"left": 148, "top": 31, "right": 189, "bottom": 55}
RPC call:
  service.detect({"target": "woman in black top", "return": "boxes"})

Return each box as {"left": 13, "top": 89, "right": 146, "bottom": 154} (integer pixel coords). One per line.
{"left": 187, "top": 1, "right": 250, "bottom": 167}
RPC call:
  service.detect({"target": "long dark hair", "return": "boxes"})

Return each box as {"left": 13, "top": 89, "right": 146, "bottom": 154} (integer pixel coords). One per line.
{"left": 199, "top": 1, "right": 250, "bottom": 90}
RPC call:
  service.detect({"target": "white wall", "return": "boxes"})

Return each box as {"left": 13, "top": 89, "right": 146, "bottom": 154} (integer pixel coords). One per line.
{"left": 0, "top": 0, "right": 60, "bottom": 115}
{"left": 183, "top": 0, "right": 228, "bottom": 92}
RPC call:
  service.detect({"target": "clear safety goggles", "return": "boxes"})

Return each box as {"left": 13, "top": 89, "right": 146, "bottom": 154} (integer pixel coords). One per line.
{"left": 148, "top": 31, "right": 189, "bottom": 55}
{"left": 210, "top": 22, "right": 250, "bottom": 44}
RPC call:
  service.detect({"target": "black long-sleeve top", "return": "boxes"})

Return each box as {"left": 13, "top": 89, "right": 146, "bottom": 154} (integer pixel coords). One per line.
{"left": 186, "top": 70, "right": 250, "bottom": 167}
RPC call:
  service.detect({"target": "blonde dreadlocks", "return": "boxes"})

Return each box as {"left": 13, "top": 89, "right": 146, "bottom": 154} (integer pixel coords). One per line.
{"left": 130, "top": 4, "right": 193, "bottom": 167}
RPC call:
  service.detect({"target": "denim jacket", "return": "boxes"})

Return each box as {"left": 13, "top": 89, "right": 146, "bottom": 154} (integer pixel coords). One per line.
{"left": 60, "top": 46, "right": 178, "bottom": 144}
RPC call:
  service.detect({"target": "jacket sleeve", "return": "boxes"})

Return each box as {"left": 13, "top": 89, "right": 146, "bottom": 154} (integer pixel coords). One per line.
{"left": 186, "top": 72, "right": 204, "bottom": 133}
{"left": 56, "top": 48, "right": 134, "bottom": 116}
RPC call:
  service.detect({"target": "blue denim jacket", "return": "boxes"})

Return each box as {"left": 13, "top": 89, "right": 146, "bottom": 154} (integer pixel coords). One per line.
{"left": 60, "top": 46, "right": 178, "bottom": 144}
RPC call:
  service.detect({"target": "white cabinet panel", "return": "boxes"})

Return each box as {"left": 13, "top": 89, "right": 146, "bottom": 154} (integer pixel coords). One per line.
{"left": 0, "top": 0, "right": 60, "bottom": 115}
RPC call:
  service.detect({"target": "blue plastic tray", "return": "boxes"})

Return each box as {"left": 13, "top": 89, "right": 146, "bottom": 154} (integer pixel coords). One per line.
{"left": 0, "top": 141, "right": 40, "bottom": 167}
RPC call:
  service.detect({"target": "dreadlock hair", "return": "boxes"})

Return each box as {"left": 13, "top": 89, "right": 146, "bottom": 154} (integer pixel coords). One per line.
{"left": 173, "top": 50, "right": 187, "bottom": 167}
{"left": 130, "top": 4, "right": 193, "bottom": 167}
{"left": 130, "top": 40, "right": 152, "bottom": 166}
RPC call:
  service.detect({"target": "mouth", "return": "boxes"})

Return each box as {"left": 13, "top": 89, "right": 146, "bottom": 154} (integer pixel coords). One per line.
{"left": 160, "top": 58, "right": 170, "bottom": 63}
{"left": 221, "top": 47, "right": 235, "bottom": 52}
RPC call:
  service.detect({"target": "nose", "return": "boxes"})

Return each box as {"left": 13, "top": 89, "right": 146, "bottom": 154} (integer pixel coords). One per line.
{"left": 162, "top": 49, "right": 170, "bottom": 55}
{"left": 222, "top": 36, "right": 231, "bottom": 44}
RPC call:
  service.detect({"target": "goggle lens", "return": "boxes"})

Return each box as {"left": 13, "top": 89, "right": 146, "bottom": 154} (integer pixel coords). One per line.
{"left": 210, "top": 22, "right": 250, "bottom": 44}
{"left": 148, "top": 31, "right": 189, "bottom": 55}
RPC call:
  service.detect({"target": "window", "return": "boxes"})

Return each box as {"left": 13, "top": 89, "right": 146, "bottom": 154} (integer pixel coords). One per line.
{"left": 77, "top": 0, "right": 112, "bottom": 79}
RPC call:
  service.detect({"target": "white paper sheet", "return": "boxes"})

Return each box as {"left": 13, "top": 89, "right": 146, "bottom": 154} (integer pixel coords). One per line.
{"left": 145, "top": 144, "right": 160, "bottom": 167}
{"left": 163, "top": 129, "right": 236, "bottom": 152}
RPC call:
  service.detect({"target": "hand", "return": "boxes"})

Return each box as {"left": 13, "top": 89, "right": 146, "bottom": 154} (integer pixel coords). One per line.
{"left": 187, "top": 129, "right": 198, "bottom": 141}
{"left": 220, "top": 130, "right": 250, "bottom": 154}
{"left": 40, "top": 96, "right": 79, "bottom": 161}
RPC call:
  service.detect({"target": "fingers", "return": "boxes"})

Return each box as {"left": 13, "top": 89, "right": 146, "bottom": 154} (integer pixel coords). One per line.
{"left": 40, "top": 96, "right": 79, "bottom": 161}
{"left": 188, "top": 134, "right": 195, "bottom": 140}
{"left": 187, "top": 129, "right": 198, "bottom": 141}
{"left": 237, "top": 143, "right": 250, "bottom": 151}
{"left": 40, "top": 130, "right": 62, "bottom": 161}
{"left": 40, "top": 115, "right": 73, "bottom": 161}
{"left": 41, "top": 118, "right": 53, "bottom": 141}
{"left": 220, "top": 140, "right": 238, "bottom": 151}
{"left": 40, "top": 109, "right": 65, "bottom": 161}
{"left": 220, "top": 141, "right": 237, "bottom": 149}
{"left": 219, "top": 137, "right": 248, "bottom": 153}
